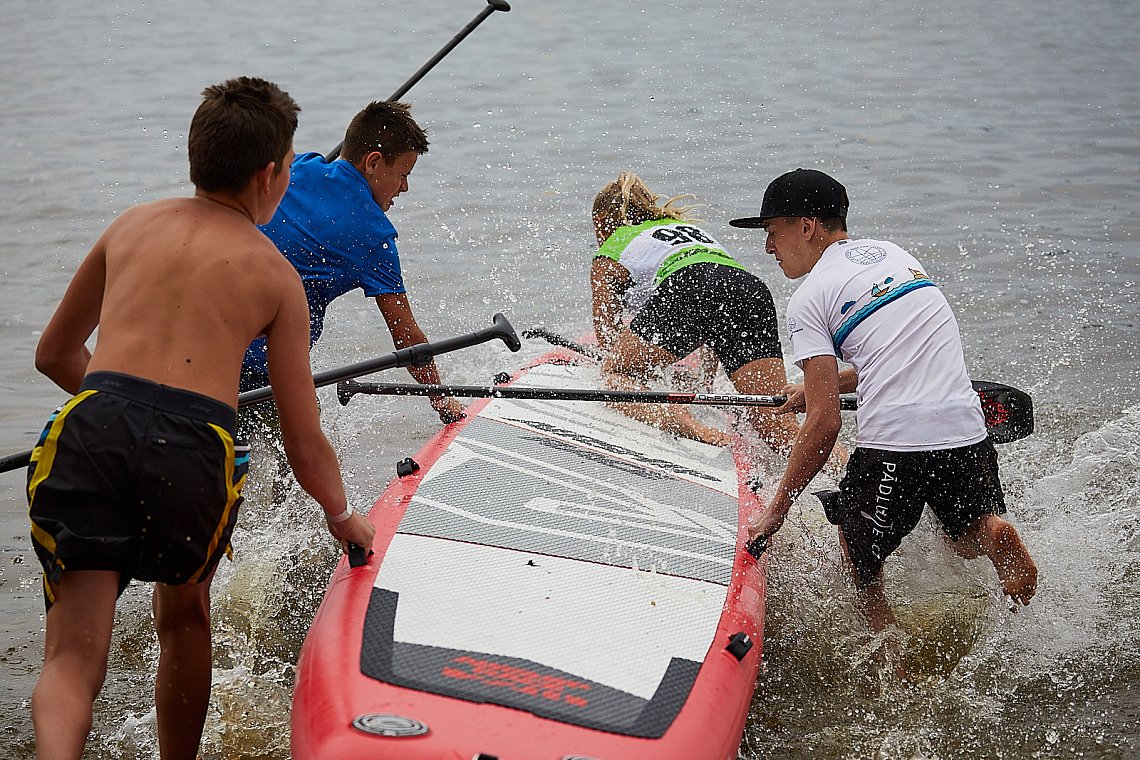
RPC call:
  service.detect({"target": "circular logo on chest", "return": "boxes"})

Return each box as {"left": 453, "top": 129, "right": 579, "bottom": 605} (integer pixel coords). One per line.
{"left": 844, "top": 245, "right": 887, "bottom": 265}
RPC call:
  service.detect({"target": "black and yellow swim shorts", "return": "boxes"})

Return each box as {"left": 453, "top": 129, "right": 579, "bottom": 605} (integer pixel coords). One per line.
{"left": 26, "top": 371, "right": 249, "bottom": 607}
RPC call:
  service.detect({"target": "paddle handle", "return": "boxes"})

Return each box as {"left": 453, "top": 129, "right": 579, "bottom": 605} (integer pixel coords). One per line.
{"left": 520, "top": 328, "right": 603, "bottom": 360}
{"left": 386, "top": 0, "right": 511, "bottom": 104}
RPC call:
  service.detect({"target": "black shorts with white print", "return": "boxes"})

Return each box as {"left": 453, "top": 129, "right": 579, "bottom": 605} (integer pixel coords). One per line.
{"left": 824, "top": 438, "right": 1005, "bottom": 588}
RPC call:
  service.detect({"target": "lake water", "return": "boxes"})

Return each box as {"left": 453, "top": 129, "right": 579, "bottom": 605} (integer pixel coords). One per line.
{"left": 1, "top": 0, "right": 1138, "bottom": 757}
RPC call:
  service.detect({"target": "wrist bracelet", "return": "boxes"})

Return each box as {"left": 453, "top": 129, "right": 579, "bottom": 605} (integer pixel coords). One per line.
{"left": 327, "top": 506, "right": 354, "bottom": 524}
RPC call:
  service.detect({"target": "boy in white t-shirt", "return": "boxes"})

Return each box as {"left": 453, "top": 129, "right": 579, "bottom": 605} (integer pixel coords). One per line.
{"left": 730, "top": 168, "right": 1037, "bottom": 632}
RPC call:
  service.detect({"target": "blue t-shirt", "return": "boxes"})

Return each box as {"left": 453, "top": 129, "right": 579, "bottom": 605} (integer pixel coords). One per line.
{"left": 241, "top": 152, "right": 406, "bottom": 386}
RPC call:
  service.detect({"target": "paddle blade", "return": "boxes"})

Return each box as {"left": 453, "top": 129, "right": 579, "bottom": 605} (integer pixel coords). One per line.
{"left": 973, "top": 381, "right": 1033, "bottom": 444}
{"left": 337, "top": 381, "right": 357, "bottom": 406}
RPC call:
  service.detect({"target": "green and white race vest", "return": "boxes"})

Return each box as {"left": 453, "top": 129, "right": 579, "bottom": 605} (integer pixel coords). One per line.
{"left": 594, "top": 219, "right": 745, "bottom": 313}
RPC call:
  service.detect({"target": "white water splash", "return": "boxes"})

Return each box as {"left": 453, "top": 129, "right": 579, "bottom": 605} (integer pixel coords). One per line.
{"left": 744, "top": 406, "right": 1140, "bottom": 759}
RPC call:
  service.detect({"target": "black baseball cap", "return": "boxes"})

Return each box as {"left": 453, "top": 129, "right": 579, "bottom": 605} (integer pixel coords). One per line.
{"left": 729, "top": 168, "right": 849, "bottom": 228}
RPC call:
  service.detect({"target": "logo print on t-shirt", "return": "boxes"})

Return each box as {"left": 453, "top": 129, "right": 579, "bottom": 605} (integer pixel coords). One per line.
{"left": 844, "top": 245, "right": 887, "bottom": 265}
{"left": 841, "top": 277, "right": 895, "bottom": 315}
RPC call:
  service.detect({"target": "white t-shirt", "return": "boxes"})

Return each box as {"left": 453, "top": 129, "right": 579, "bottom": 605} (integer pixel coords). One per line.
{"left": 786, "top": 238, "right": 986, "bottom": 451}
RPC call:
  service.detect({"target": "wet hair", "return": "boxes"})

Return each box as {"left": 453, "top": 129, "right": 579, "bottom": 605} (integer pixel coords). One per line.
{"left": 591, "top": 171, "right": 702, "bottom": 241}
{"left": 188, "top": 76, "right": 300, "bottom": 193}
{"left": 340, "top": 101, "right": 429, "bottom": 164}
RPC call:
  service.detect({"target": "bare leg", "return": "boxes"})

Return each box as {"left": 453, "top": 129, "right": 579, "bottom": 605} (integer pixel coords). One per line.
{"left": 729, "top": 357, "right": 848, "bottom": 476}
{"left": 944, "top": 531, "right": 983, "bottom": 559}
{"left": 728, "top": 358, "right": 799, "bottom": 454}
{"left": 671, "top": 345, "right": 720, "bottom": 391}
{"left": 836, "top": 530, "right": 914, "bottom": 683}
{"left": 153, "top": 578, "right": 214, "bottom": 760}
{"left": 837, "top": 527, "right": 897, "bottom": 632}
{"left": 960, "top": 514, "right": 1038, "bottom": 606}
{"left": 602, "top": 331, "right": 730, "bottom": 445}
{"left": 860, "top": 575, "right": 900, "bottom": 633}
{"left": 730, "top": 357, "right": 850, "bottom": 474}
{"left": 33, "top": 570, "right": 120, "bottom": 760}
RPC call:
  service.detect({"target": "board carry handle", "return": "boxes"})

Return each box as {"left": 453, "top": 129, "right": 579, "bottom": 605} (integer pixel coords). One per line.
{"left": 745, "top": 535, "right": 769, "bottom": 560}
{"left": 0, "top": 313, "right": 521, "bottom": 476}
{"left": 347, "top": 543, "right": 370, "bottom": 568}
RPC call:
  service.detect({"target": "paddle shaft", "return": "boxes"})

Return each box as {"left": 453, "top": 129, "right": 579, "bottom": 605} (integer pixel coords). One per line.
{"left": 325, "top": 0, "right": 511, "bottom": 160}
{"left": 239, "top": 313, "right": 519, "bottom": 406}
{"left": 520, "top": 329, "right": 1033, "bottom": 444}
{"left": 339, "top": 379, "right": 857, "bottom": 410}
{"left": 339, "top": 377, "right": 1032, "bottom": 444}
{"left": 0, "top": 314, "right": 520, "bottom": 475}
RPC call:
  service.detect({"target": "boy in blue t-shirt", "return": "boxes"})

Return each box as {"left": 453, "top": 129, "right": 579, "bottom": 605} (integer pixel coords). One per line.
{"left": 242, "top": 101, "right": 465, "bottom": 424}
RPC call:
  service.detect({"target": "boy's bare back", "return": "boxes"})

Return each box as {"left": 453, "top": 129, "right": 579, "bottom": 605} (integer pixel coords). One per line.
{"left": 37, "top": 193, "right": 310, "bottom": 407}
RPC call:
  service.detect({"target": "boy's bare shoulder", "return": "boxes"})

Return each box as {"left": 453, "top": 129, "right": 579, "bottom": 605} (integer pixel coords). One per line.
{"left": 115, "top": 197, "right": 295, "bottom": 272}
{"left": 99, "top": 197, "right": 304, "bottom": 326}
{"left": 108, "top": 196, "right": 247, "bottom": 235}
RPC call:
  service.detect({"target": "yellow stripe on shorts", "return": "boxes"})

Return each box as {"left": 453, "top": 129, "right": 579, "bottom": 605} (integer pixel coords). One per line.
{"left": 189, "top": 424, "right": 244, "bottom": 583}
{"left": 27, "top": 389, "right": 99, "bottom": 555}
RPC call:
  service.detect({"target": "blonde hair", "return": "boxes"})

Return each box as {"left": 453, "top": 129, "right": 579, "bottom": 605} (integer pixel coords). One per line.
{"left": 592, "top": 171, "right": 702, "bottom": 242}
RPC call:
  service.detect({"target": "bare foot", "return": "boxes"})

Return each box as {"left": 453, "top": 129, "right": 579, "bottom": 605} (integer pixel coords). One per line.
{"left": 989, "top": 520, "right": 1038, "bottom": 606}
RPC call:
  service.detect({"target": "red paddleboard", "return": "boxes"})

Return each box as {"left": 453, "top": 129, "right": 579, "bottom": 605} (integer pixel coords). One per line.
{"left": 291, "top": 348, "right": 768, "bottom": 759}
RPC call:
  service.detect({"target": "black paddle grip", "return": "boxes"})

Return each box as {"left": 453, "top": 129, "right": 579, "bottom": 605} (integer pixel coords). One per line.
{"left": 745, "top": 534, "right": 769, "bottom": 559}
{"left": 347, "top": 543, "right": 369, "bottom": 568}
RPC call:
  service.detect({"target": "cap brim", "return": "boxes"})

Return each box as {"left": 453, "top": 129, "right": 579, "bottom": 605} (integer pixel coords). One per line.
{"left": 728, "top": 216, "right": 767, "bottom": 229}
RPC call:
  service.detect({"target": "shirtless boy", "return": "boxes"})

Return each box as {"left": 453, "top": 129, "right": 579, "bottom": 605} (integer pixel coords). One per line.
{"left": 27, "top": 77, "right": 374, "bottom": 760}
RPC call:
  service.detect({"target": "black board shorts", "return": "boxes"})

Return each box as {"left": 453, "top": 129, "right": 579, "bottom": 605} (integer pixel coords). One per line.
{"left": 825, "top": 438, "right": 1006, "bottom": 588}
{"left": 629, "top": 263, "right": 783, "bottom": 376}
{"left": 27, "top": 372, "right": 249, "bottom": 608}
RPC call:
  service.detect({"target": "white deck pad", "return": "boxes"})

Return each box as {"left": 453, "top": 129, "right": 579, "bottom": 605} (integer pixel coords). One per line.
{"left": 377, "top": 533, "right": 730, "bottom": 699}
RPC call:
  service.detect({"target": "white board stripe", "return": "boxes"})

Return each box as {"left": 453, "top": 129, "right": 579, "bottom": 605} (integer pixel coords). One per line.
{"left": 377, "top": 533, "right": 728, "bottom": 699}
